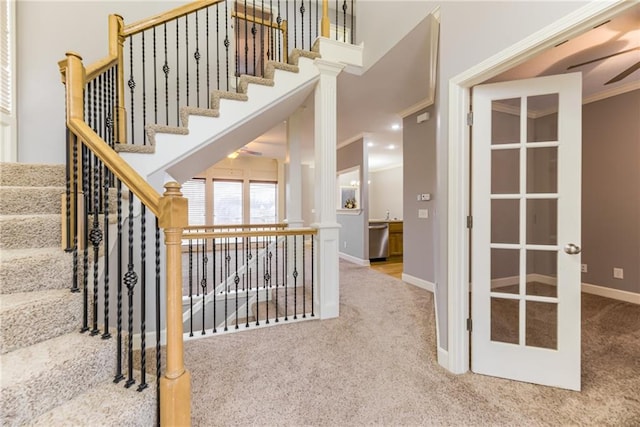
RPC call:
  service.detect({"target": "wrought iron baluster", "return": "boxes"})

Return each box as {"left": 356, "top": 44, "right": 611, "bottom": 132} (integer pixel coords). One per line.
{"left": 195, "top": 11, "right": 201, "bottom": 108}
{"left": 71, "top": 135, "right": 79, "bottom": 293}
{"left": 124, "top": 191, "right": 138, "bottom": 389}
{"left": 335, "top": 0, "right": 338, "bottom": 41}
{"left": 175, "top": 19, "right": 180, "bottom": 126}
{"left": 274, "top": 236, "right": 278, "bottom": 322}
{"left": 81, "top": 145, "right": 90, "bottom": 332}
{"left": 254, "top": 235, "right": 259, "bottom": 325}
{"left": 300, "top": 0, "right": 304, "bottom": 51}
{"left": 284, "top": 235, "right": 288, "bottom": 321}
{"left": 114, "top": 179, "right": 124, "bottom": 383}
{"left": 128, "top": 36, "right": 136, "bottom": 144}
{"left": 224, "top": 238, "right": 229, "bottom": 331}
{"left": 212, "top": 5, "right": 217, "bottom": 96}
{"left": 277, "top": 1, "right": 282, "bottom": 62}
{"left": 163, "top": 23, "right": 170, "bottom": 125}
{"left": 212, "top": 234, "right": 217, "bottom": 333}
{"left": 234, "top": 237, "right": 239, "bottom": 328}
{"left": 351, "top": 0, "right": 354, "bottom": 44}
{"left": 224, "top": 0, "right": 230, "bottom": 91}
{"left": 261, "top": 0, "right": 265, "bottom": 76}
{"left": 244, "top": 0, "right": 248, "bottom": 76}
{"left": 138, "top": 203, "right": 148, "bottom": 391}
{"left": 266, "top": 237, "right": 273, "bottom": 324}
{"left": 252, "top": 21, "right": 257, "bottom": 76}
{"left": 303, "top": 234, "right": 306, "bottom": 318}
{"left": 293, "top": 234, "right": 298, "bottom": 320}
{"left": 65, "top": 129, "right": 72, "bottom": 252}
{"left": 102, "top": 160, "right": 111, "bottom": 338}
{"left": 311, "top": 234, "right": 315, "bottom": 317}
{"left": 196, "top": 238, "right": 200, "bottom": 298}
{"left": 155, "top": 218, "right": 161, "bottom": 423}
{"left": 153, "top": 27, "right": 158, "bottom": 124}
{"left": 185, "top": 15, "right": 190, "bottom": 107}
{"left": 201, "top": 238, "right": 208, "bottom": 335}
{"left": 342, "top": 0, "right": 347, "bottom": 43}
{"left": 189, "top": 240, "right": 194, "bottom": 337}
{"left": 141, "top": 32, "right": 147, "bottom": 145}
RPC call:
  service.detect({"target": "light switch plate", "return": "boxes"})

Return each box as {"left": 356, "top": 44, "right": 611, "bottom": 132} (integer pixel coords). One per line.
{"left": 613, "top": 268, "right": 624, "bottom": 279}
{"left": 418, "top": 209, "right": 428, "bottom": 219}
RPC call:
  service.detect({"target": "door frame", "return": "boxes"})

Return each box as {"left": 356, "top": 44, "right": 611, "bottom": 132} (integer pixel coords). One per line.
{"left": 445, "top": 0, "right": 634, "bottom": 374}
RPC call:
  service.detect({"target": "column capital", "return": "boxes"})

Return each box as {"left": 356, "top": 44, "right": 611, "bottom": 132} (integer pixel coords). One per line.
{"left": 314, "top": 59, "right": 347, "bottom": 76}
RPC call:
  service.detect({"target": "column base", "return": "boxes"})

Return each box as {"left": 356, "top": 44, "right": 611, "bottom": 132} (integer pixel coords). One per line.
{"left": 312, "top": 223, "right": 341, "bottom": 319}
{"left": 160, "top": 369, "right": 191, "bottom": 426}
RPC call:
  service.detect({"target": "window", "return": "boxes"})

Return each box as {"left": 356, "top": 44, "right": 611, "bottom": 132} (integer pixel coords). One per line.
{"left": 213, "top": 180, "right": 243, "bottom": 224}
{"left": 249, "top": 181, "right": 277, "bottom": 224}
{"left": 1, "top": 0, "right": 16, "bottom": 161}
{"left": 182, "top": 179, "right": 206, "bottom": 226}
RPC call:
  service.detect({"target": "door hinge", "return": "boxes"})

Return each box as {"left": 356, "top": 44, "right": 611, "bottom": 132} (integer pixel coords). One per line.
{"left": 467, "top": 215, "right": 473, "bottom": 229}
{"left": 467, "top": 318, "right": 473, "bottom": 332}
{"left": 467, "top": 111, "right": 473, "bottom": 126}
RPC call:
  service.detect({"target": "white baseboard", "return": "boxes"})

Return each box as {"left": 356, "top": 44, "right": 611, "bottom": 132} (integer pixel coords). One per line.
{"left": 339, "top": 252, "right": 370, "bottom": 266}
{"left": 402, "top": 273, "right": 435, "bottom": 293}
{"left": 437, "top": 346, "right": 449, "bottom": 370}
{"left": 582, "top": 282, "right": 640, "bottom": 305}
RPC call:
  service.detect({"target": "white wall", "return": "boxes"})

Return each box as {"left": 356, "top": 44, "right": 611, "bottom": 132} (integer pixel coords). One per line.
{"left": 16, "top": 1, "right": 189, "bottom": 164}
{"left": 368, "top": 166, "right": 402, "bottom": 220}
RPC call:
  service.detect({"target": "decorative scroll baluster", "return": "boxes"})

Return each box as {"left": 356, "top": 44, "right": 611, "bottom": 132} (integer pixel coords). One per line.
{"left": 212, "top": 234, "right": 217, "bottom": 333}
{"left": 213, "top": 5, "right": 218, "bottom": 95}
{"left": 124, "top": 192, "right": 138, "bottom": 389}
{"left": 224, "top": 238, "right": 229, "bottom": 331}
{"left": 245, "top": 236, "right": 251, "bottom": 328}
{"left": 277, "top": 1, "right": 282, "bottom": 62}
{"left": 102, "top": 160, "right": 111, "bottom": 339}
{"left": 266, "top": 242, "right": 273, "bottom": 324}
{"left": 128, "top": 36, "right": 136, "bottom": 144}
{"left": 293, "top": 234, "right": 298, "bottom": 320}
{"left": 81, "top": 146, "right": 90, "bottom": 333}
{"left": 138, "top": 203, "right": 148, "bottom": 391}
{"left": 224, "top": 0, "right": 230, "bottom": 91}
{"left": 114, "top": 179, "right": 124, "bottom": 383}
{"left": 195, "top": 11, "right": 201, "bottom": 108}
{"left": 90, "top": 153, "right": 100, "bottom": 335}
{"left": 163, "top": 23, "right": 170, "bottom": 125}
{"left": 185, "top": 16, "right": 190, "bottom": 107}
{"left": 201, "top": 238, "right": 208, "bottom": 335}
{"left": 261, "top": 0, "right": 265, "bottom": 76}
{"left": 234, "top": 237, "right": 239, "bottom": 328}
{"left": 251, "top": 21, "right": 257, "bottom": 76}
{"left": 254, "top": 236, "right": 260, "bottom": 325}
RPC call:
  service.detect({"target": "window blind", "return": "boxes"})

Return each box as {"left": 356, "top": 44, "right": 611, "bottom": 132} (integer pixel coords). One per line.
{"left": 213, "top": 180, "right": 243, "bottom": 225}
{"left": 249, "top": 181, "right": 277, "bottom": 224}
{"left": 182, "top": 179, "right": 206, "bottom": 226}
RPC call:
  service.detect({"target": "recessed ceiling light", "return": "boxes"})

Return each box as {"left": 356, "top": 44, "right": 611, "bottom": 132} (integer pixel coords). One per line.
{"left": 367, "top": 142, "right": 375, "bottom": 147}
{"left": 387, "top": 144, "right": 396, "bottom": 150}
{"left": 391, "top": 124, "right": 401, "bottom": 130}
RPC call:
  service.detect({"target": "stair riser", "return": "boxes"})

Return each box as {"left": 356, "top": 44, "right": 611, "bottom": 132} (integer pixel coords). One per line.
{"left": 0, "top": 292, "right": 82, "bottom": 354}
{"left": 0, "top": 335, "right": 117, "bottom": 425}
{"left": 0, "top": 163, "right": 65, "bottom": 187}
{"left": 0, "top": 251, "right": 72, "bottom": 294}
{"left": 0, "top": 187, "right": 64, "bottom": 215}
{"left": 0, "top": 215, "right": 61, "bottom": 249}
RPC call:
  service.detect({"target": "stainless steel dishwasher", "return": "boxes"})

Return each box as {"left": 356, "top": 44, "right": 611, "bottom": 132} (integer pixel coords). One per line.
{"left": 369, "top": 222, "right": 389, "bottom": 260}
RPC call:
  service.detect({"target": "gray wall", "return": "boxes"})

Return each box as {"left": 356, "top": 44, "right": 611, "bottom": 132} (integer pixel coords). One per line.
{"left": 337, "top": 138, "right": 369, "bottom": 261}
{"left": 369, "top": 166, "right": 403, "bottom": 221}
{"left": 582, "top": 89, "right": 640, "bottom": 294}
{"left": 403, "top": 106, "right": 436, "bottom": 283}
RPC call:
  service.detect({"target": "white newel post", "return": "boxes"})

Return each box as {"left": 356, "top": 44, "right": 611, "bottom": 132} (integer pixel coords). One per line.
{"left": 312, "top": 59, "right": 345, "bottom": 319}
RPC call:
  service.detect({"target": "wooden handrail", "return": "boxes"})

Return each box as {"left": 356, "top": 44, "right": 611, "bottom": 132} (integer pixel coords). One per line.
{"left": 184, "top": 223, "right": 288, "bottom": 231}
{"left": 123, "top": 0, "right": 224, "bottom": 37}
{"left": 63, "top": 52, "right": 162, "bottom": 216}
{"left": 183, "top": 228, "right": 317, "bottom": 239}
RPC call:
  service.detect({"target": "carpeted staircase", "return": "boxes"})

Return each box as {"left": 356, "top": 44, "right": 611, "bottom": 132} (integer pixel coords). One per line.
{"left": 0, "top": 162, "right": 155, "bottom": 426}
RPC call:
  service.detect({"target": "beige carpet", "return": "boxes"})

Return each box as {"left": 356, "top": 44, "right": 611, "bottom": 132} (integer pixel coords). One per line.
{"left": 185, "top": 260, "right": 640, "bottom": 426}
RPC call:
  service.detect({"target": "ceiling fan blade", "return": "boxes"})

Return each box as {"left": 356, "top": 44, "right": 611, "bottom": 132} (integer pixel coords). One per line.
{"left": 566, "top": 47, "right": 639, "bottom": 70}
{"left": 239, "top": 148, "right": 263, "bottom": 156}
{"left": 605, "top": 60, "right": 640, "bottom": 85}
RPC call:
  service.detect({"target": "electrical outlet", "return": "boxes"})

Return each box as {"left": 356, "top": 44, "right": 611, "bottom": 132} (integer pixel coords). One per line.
{"left": 581, "top": 264, "right": 587, "bottom": 273}
{"left": 613, "top": 268, "right": 624, "bottom": 279}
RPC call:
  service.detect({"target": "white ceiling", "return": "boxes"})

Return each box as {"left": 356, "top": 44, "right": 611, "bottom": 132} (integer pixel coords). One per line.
{"left": 240, "top": 4, "right": 640, "bottom": 170}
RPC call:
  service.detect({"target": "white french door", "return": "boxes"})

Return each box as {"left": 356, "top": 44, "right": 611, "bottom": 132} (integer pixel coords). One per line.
{"left": 471, "top": 73, "right": 582, "bottom": 391}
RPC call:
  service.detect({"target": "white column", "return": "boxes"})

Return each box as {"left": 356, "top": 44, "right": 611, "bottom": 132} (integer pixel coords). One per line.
{"left": 285, "top": 108, "right": 305, "bottom": 229}
{"left": 312, "top": 59, "right": 345, "bottom": 319}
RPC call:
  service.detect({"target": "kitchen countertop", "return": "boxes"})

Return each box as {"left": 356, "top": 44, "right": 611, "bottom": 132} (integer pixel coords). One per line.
{"left": 369, "top": 219, "right": 403, "bottom": 223}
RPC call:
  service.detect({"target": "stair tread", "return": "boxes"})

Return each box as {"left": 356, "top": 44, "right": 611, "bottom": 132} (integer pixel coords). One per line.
{"left": 0, "top": 247, "right": 72, "bottom": 294}
{"left": 0, "top": 163, "right": 65, "bottom": 187}
{"left": 30, "top": 377, "right": 157, "bottom": 427}
{"left": 0, "top": 332, "right": 115, "bottom": 387}
{"left": 0, "top": 246, "right": 68, "bottom": 262}
{"left": 0, "top": 288, "right": 74, "bottom": 310}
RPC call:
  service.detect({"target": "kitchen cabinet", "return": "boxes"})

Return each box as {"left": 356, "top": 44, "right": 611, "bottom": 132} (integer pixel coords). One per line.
{"left": 388, "top": 221, "right": 403, "bottom": 257}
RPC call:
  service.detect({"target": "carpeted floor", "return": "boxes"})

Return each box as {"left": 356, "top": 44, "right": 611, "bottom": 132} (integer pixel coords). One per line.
{"left": 185, "top": 260, "right": 640, "bottom": 426}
